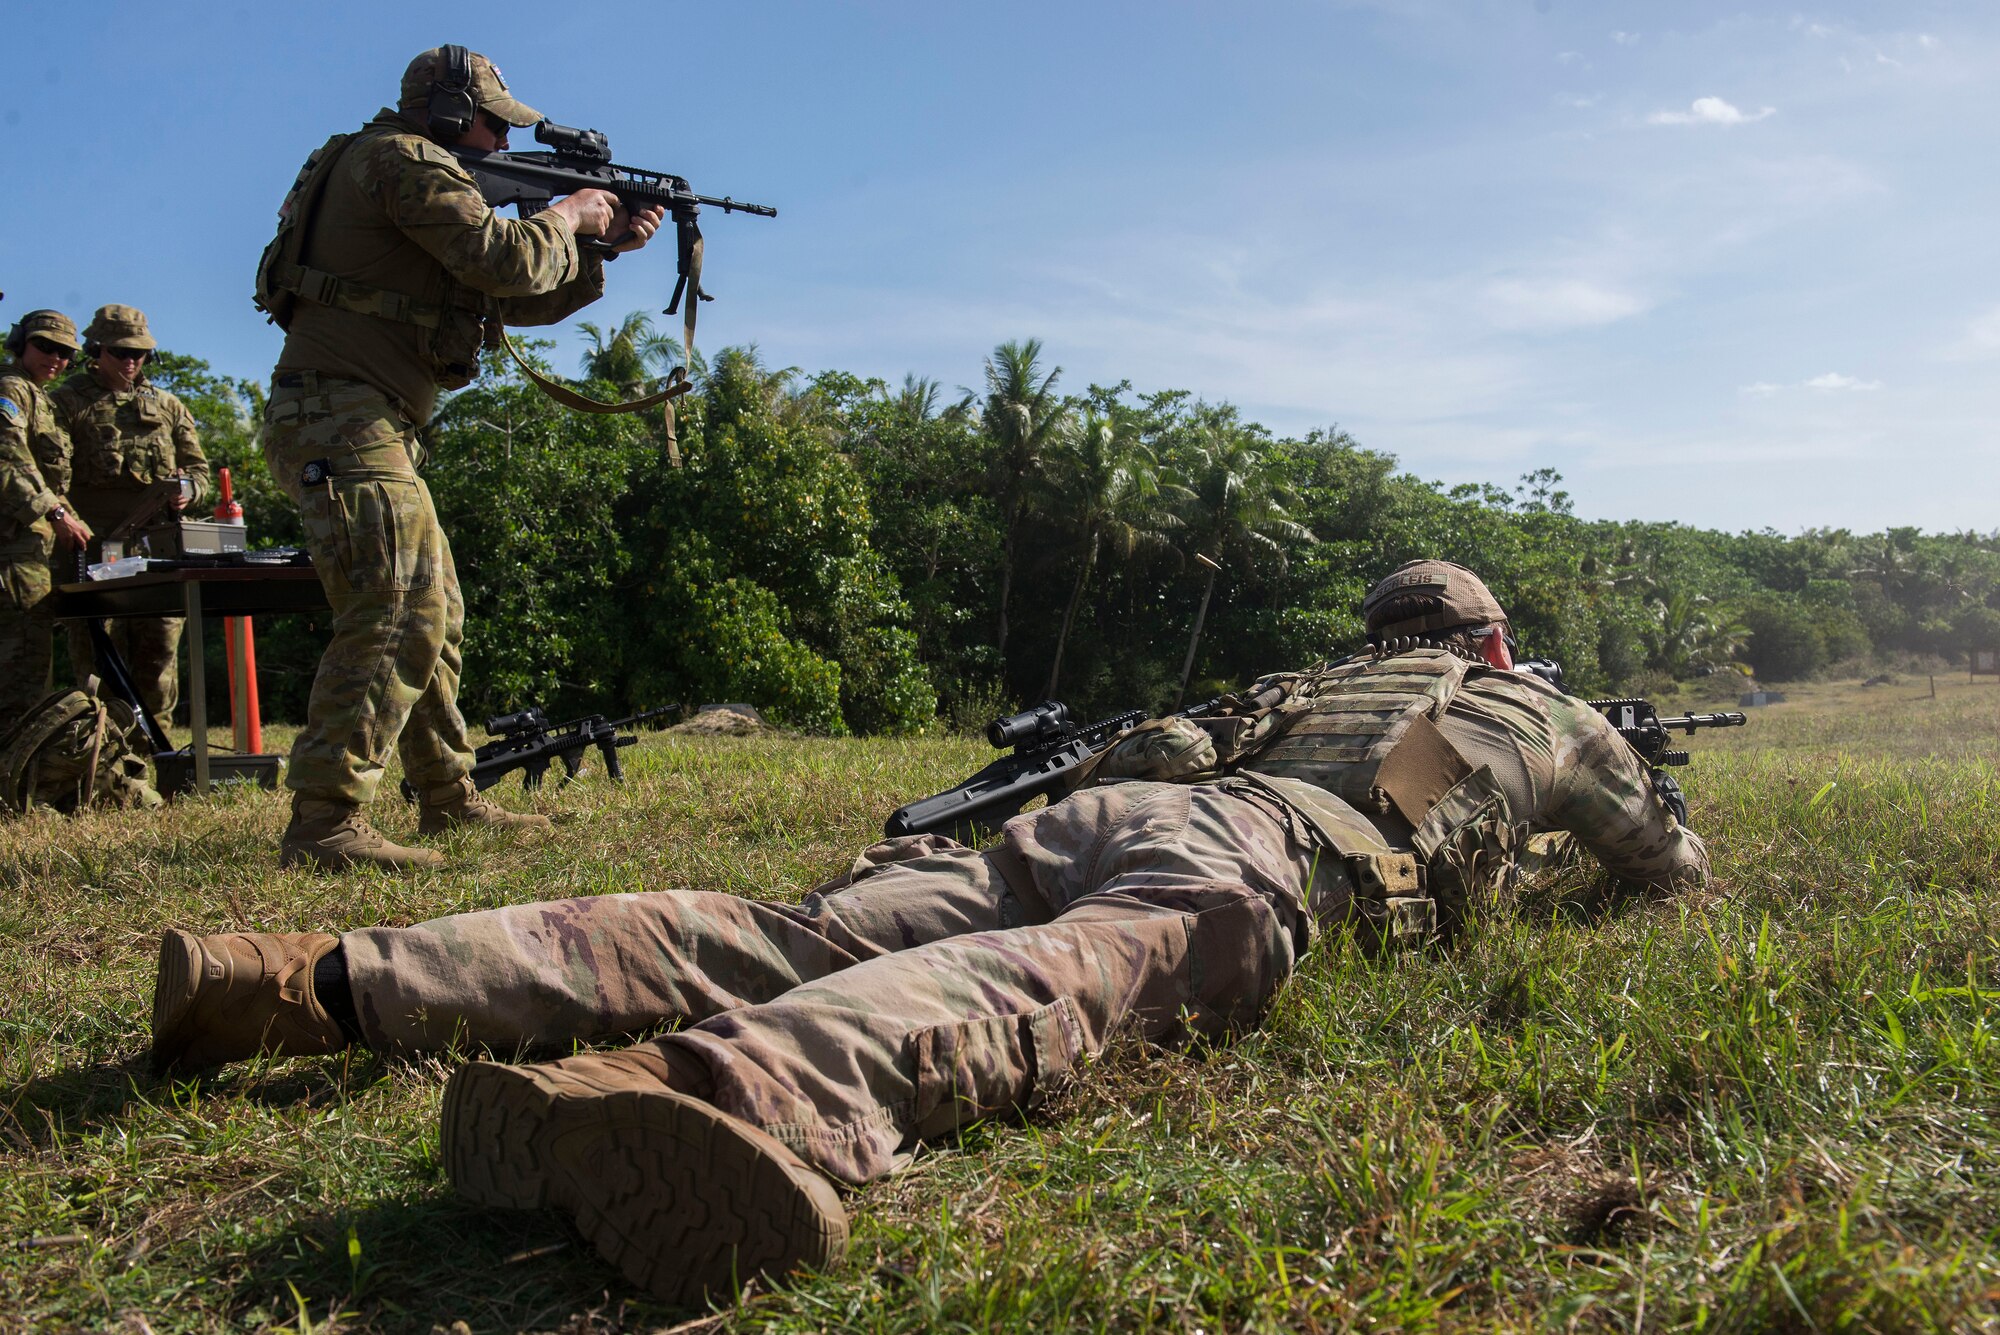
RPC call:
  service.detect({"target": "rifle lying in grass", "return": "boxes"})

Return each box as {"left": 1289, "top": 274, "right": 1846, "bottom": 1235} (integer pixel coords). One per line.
{"left": 400, "top": 705, "right": 677, "bottom": 801}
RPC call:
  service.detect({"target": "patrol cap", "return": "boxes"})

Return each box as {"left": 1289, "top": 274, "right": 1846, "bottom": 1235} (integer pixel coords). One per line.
{"left": 83, "top": 304, "right": 156, "bottom": 351}
{"left": 398, "top": 47, "right": 542, "bottom": 128}
{"left": 1362, "top": 559, "right": 1509, "bottom": 636}
{"left": 12, "top": 309, "right": 80, "bottom": 352}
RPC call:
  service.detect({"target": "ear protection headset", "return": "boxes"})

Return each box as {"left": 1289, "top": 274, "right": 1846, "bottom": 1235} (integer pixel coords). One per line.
{"left": 427, "top": 44, "right": 476, "bottom": 137}
{"left": 2, "top": 323, "right": 23, "bottom": 358}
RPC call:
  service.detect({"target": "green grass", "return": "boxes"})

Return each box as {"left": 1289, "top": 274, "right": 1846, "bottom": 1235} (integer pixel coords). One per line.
{"left": 4, "top": 683, "right": 1999, "bottom": 1332}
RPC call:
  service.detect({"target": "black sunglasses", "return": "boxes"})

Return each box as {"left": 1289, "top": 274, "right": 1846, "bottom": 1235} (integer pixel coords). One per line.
{"left": 28, "top": 338, "right": 75, "bottom": 359}
{"left": 104, "top": 347, "right": 149, "bottom": 362}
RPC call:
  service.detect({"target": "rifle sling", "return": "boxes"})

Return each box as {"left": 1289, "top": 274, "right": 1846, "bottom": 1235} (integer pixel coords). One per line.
{"left": 499, "top": 333, "right": 695, "bottom": 465}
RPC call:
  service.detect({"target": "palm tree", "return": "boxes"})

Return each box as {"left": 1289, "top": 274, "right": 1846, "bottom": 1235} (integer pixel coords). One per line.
{"left": 978, "top": 339, "right": 1070, "bottom": 658}
{"left": 1037, "top": 412, "right": 1184, "bottom": 697}
{"left": 1643, "top": 590, "right": 1747, "bottom": 674}
{"left": 1171, "top": 428, "right": 1314, "bottom": 703}
{"left": 578, "top": 312, "right": 683, "bottom": 394}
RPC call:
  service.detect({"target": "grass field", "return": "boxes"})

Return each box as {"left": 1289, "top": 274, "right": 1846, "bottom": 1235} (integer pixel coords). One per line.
{"left": 3, "top": 677, "right": 1998, "bottom": 1333}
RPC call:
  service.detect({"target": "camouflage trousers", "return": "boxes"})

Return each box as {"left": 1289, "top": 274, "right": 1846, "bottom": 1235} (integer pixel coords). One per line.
{"left": 66, "top": 614, "right": 183, "bottom": 731}
{"left": 263, "top": 375, "right": 473, "bottom": 804}
{"left": 0, "top": 554, "right": 54, "bottom": 733}
{"left": 342, "top": 782, "right": 1351, "bottom": 1185}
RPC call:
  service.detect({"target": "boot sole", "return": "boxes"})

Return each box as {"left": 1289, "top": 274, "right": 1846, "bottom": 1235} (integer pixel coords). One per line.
{"left": 442, "top": 1061, "right": 848, "bottom": 1305}
{"left": 149, "top": 929, "right": 203, "bottom": 1074}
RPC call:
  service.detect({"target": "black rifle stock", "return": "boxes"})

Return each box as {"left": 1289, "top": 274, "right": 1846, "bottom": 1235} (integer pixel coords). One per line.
{"left": 451, "top": 120, "right": 775, "bottom": 321}
{"left": 399, "top": 704, "right": 677, "bottom": 801}
{"left": 884, "top": 702, "right": 1146, "bottom": 842}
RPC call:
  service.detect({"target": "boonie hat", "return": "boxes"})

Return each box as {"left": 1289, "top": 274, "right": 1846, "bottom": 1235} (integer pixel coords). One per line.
{"left": 1362, "top": 559, "right": 1509, "bottom": 637}
{"left": 14, "top": 309, "right": 80, "bottom": 352}
{"left": 83, "top": 304, "right": 156, "bottom": 351}
{"left": 399, "top": 47, "right": 542, "bottom": 128}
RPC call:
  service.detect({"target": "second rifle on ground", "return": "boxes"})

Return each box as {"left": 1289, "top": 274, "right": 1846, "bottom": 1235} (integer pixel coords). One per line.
{"left": 399, "top": 705, "right": 678, "bottom": 801}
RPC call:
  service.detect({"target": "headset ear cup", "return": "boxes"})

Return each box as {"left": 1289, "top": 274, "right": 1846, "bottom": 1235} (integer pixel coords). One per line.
{"left": 428, "top": 43, "right": 476, "bottom": 136}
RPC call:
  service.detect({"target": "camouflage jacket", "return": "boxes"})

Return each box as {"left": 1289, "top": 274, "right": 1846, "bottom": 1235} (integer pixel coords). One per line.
{"left": 274, "top": 109, "right": 607, "bottom": 422}
{"left": 0, "top": 362, "right": 73, "bottom": 562}
{"left": 50, "top": 371, "right": 210, "bottom": 530}
{"left": 1096, "top": 648, "right": 1709, "bottom": 895}
{"left": 1260, "top": 650, "right": 1709, "bottom": 892}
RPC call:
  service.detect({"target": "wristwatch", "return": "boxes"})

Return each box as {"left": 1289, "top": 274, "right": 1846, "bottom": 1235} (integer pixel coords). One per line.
{"left": 48, "top": 505, "right": 67, "bottom": 522}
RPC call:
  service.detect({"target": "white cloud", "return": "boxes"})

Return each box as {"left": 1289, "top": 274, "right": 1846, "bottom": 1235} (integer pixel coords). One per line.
{"left": 1649, "top": 96, "right": 1776, "bottom": 126}
{"left": 1740, "top": 374, "right": 1881, "bottom": 394}
{"left": 1876, "top": 52, "right": 1903, "bottom": 70}
{"left": 1611, "top": 30, "right": 1639, "bottom": 46}
{"left": 1804, "top": 372, "right": 1881, "bottom": 391}
{"left": 1556, "top": 50, "right": 1586, "bottom": 67}
{"left": 1480, "top": 278, "right": 1648, "bottom": 331}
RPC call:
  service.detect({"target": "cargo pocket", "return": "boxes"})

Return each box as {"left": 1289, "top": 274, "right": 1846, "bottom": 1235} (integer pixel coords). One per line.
{"left": 327, "top": 475, "right": 439, "bottom": 594}
{"left": 1181, "top": 885, "right": 1296, "bottom": 1040}
{"left": 907, "top": 996, "right": 1083, "bottom": 1139}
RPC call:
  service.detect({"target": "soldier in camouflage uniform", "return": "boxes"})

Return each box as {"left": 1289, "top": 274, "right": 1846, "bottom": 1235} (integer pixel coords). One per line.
{"left": 0, "top": 311, "right": 90, "bottom": 733}
{"left": 50, "top": 306, "right": 211, "bottom": 729}
{"left": 150, "top": 561, "right": 1707, "bottom": 1306}
{"left": 258, "top": 46, "right": 663, "bottom": 870}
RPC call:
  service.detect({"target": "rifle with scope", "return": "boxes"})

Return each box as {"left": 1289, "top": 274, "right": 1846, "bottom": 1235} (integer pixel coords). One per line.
{"left": 399, "top": 703, "right": 678, "bottom": 802}
{"left": 883, "top": 701, "right": 1147, "bottom": 842}
{"left": 451, "top": 120, "right": 775, "bottom": 326}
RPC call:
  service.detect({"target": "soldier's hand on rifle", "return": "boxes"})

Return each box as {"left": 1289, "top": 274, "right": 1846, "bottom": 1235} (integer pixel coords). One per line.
{"left": 609, "top": 203, "right": 666, "bottom": 254}
{"left": 545, "top": 187, "right": 623, "bottom": 238}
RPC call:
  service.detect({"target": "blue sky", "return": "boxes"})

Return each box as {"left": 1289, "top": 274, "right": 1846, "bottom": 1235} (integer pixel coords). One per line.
{"left": 7, "top": 1, "right": 1996, "bottom": 533}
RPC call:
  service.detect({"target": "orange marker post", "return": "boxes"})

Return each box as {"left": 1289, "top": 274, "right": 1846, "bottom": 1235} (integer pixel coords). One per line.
{"left": 213, "top": 469, "right": 263, "bottom": 753}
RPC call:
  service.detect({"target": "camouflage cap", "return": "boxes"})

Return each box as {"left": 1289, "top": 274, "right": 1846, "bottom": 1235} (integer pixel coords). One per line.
{"left": 1362, "top": 559, "right": 1509, "bottom": 636}
{"left": 83, "top": 304, "right": 156, "bottom": 351}
{"left": 12, "top": 309, "right": 80, "bottom": 352}
{"left": 398, "top": 47, "right": 542, "bottom": 128}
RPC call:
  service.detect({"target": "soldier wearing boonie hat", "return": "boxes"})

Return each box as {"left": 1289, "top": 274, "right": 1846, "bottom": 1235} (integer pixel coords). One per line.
{"left": 0, "top": 310, "right": 87, "bottom": 731}
{"left": 51, "top": 305, "right": 210, "bottom": 729}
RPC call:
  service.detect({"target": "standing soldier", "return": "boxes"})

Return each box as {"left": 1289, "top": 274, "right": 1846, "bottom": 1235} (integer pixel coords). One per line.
{"left": 253, "top": 45, "right": 664, "bottom": 870}
{"left": 0, "top": 311, "right": 91, "bottom": 732}
{"left": 51, "top": 306, "right": 211, "bottom": 733}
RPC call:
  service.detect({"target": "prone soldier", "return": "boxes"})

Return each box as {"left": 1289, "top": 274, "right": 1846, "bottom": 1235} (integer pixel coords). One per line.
{"left": 0, "top": 311, "right": 90, "bottom": 732}
{"left": 149, "top": 560, "right": 1708, "bottom": 1306}
{"left": 50, "top": 305, "right": 211, "bottom": 731}
{"left": 254, "top": 45, "right": 664, "bottom": 870}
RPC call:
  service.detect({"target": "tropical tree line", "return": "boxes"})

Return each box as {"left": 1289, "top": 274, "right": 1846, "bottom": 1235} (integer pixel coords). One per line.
{"left": 140, "top": 324, "right": 2000, "bottom": 734}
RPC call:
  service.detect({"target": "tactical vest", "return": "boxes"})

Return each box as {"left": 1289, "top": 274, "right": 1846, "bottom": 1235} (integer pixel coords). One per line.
{"left": 0, "top": 689, "right": 163, "bottom": 815}
{"left": 1240, "top": 649, "right": 1516, "bottom": 948}
{"left": 255, "top": 129, "right": 501, "bottom": 389}
{"left": 1082, "top": 648, "right": 1518, "bottom": 949}
{"left": 54, "top": 380, "right": 180, "bottom": 493}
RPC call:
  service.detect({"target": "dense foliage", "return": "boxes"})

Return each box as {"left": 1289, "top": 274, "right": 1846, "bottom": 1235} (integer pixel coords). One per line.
{"left": 146, "top": 328, "right": 2000, "bottom": 732}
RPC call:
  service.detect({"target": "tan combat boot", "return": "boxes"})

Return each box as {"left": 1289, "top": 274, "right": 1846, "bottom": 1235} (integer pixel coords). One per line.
{"left": 280, "top": 795, "right": 445, "bottom": 871}
{"left": 416, "top": 776, "right": 553, "bottom": 842}
{"left": 151, "top": 928, "right": 347, "bottom": 1074}
{"left": 442, "top": 1050, "right": 849, "bottom": 1305}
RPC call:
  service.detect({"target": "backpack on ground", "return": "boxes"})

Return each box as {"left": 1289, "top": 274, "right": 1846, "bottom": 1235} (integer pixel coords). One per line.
{"left": 0, "top": 689, "right": 163, "bottom": 815}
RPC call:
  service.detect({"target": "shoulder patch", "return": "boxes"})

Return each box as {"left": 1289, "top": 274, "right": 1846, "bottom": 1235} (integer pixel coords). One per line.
{"left": 0, "top": 397, "right": 19, "bottom": 422}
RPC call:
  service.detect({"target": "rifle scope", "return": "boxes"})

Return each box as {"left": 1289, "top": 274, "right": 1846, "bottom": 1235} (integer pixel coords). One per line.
{"left": 486, "top": 708, "right": 547, "bottom": 734}
{"left": 987, "top": 701, "right": 1069, "bottom": 750}
{"left": 534, "top": 120, "right": 611, "bottom": 163}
